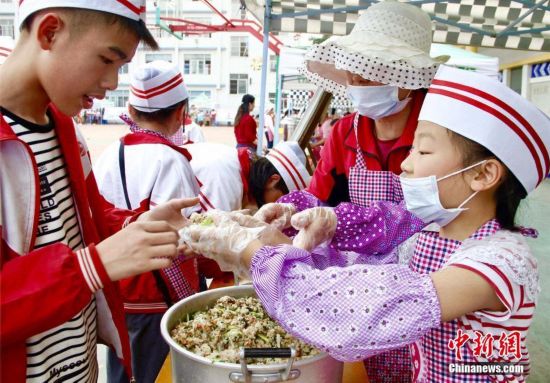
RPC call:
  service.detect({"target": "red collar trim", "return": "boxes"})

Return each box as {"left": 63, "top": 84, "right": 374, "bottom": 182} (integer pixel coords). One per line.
{"left": 343, "top": 91, "right": 425, "bottom": 156}
{"left": 122, "top": 132, "right": 192, "bottom": 161}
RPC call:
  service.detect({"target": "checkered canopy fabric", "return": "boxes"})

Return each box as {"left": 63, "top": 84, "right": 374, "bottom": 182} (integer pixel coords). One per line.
{"left": 288, "top": 89, "right": 353, "bottom": 109}
{"left": 246, "top": 0, "right": 550, "bottom": 51}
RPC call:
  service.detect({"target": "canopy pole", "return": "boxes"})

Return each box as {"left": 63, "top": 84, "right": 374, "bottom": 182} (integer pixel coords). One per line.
{"left": 498, "top": 0, "right": 549, "bottom": 36}
{"left": 274, "top": 56, "right": 282, "bottom": 145}
{"left": 257, "top": 0, "right": 271, "bottom": 156}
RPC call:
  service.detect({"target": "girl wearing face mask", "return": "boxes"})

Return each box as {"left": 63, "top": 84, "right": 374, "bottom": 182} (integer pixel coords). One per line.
{"left": 182, "top": 66, "right": 549, "bottom": 382}
{"left": 254, "top": 2, "right": 446, "bottom": 379}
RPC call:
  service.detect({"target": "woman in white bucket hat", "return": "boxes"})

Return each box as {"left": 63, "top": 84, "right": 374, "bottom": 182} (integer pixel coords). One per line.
{"left": 300, "top": 0, "right": 447, "bottom": 207}
{"left": 256, "top": 1, "right": 446, "bottom": 381}
{"left": 269, "top": 0, "right": 448, "bottom": 213}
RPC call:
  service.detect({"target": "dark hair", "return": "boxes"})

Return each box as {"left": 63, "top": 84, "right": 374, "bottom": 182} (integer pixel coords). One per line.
{"left": 22, "top": 8, "right": 158, "bottom": 49}
{"left": 129, "top": 99, "right": 187, "bottom": 124}
{"left": 234, "top": 94, "right": 255, "bottom": 127}
{"left": 248, "top": 157, "right": 288, "bottom": 207}
{"left": 449, "top": 131, "right": 527, "bottom": 231}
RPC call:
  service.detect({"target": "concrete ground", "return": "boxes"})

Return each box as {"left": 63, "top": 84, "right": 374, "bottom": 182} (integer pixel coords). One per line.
{"left": 79, "top": 123, "right": 237, "bottom": 160}
{"left": 81, "top": 123, "right": 549, "bottom": 382}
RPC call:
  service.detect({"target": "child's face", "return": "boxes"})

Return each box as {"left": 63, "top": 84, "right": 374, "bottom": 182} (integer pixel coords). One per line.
{"left": 38, "top": 18, "right": 139, "bottom": 116}
{"left": 401, "top": 121, "right": 473, "bottom": 209}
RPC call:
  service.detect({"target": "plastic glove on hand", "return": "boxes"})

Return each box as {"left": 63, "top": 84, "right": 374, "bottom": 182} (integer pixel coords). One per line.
{"left": 291, "top": 207, "right": 337, "bottom": 251}
{"left": 253, "top": 203, "right": 296, "bottom": 231}
{"left": 179, "top": 220, "right": 264, "bottom": 279}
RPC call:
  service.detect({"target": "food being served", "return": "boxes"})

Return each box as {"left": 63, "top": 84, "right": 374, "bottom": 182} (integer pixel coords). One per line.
{"left": 189, "top": 212, "right": 214, "bottom": 226}
{"left": 171, "top": 296, "right": 320, "bottom": 363}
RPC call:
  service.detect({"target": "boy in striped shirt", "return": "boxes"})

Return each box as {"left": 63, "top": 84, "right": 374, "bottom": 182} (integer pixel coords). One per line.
{"left": 0, "top": 1, "right": 198, "bottom": 382}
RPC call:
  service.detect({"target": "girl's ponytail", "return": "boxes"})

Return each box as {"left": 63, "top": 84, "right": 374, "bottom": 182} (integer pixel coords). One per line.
{"left": 234, "top": 94, "right": 255, "bottom": 127}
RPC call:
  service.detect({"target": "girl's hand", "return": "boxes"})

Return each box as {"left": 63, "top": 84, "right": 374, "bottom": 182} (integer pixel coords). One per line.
{"left": 291, "top": 207, "right": 337, "bottom": 251}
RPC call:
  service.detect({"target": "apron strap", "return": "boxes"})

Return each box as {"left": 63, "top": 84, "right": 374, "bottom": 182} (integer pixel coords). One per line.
{"left": 118, "top": 141, "right": 174, "bottom": 308}
{"left": 352, "top": 113, "right": 367, "bottom": 169}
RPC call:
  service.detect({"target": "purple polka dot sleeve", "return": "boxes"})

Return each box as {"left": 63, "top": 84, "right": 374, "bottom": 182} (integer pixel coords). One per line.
{"left": 331, "top": 200, "right": 426, "bottom": 254}
{"left": 278, "top": 190, "right": 326, "bottom": 212}
{"left": 251, "top": 245, "right": 441, "bottom": 362}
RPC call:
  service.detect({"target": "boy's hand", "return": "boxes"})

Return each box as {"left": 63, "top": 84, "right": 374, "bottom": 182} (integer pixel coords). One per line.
{"left": 97, "top": 221, "right": 180, "bottom": 281}
{"left": 138, "top": 197, "right": 199, "bottom": 229}
{"left": 97, "top": 198, "right": 199, "bottom": 281}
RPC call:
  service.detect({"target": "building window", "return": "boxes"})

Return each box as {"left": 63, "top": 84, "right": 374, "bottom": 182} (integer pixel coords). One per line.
{"left": 230, "top": 36, "right": 248, "bottom": 57}
{"left": 230, "top": 74, "right": 248, "bottom": 94}
{"left": 510, "top": 67, "right": 522, "bottom": 94}
{"left": 184, "top": 54, "right": 211, "bottom": 75}
{"left": 145, "top": 53, "right": 172, "bottom": 63}
{"left": 269, "top": 55, "right": 277, "bottom": 72}
{"left": 119, "top": 64, "right": 129, "bottom": 74}
{"left": 107, "top": 90, "right": 129, "bottom": 108}
{"left": 0, "top": 19, "right": 14, "bottom": 38}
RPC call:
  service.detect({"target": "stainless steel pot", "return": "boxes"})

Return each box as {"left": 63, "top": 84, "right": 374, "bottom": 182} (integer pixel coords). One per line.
{"left": 161, "top": 285, "right": 343, "bottom": 383}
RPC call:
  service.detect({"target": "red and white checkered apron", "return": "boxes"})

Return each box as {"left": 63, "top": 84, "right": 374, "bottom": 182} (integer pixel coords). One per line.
{"left": 348, "top": 113, "right": 404, "bottom": 207}
{"left": 408, "top": 220, "right": 500, "bottom": 383}
{"left": 348, "top": 113, "right": 410, "bottom": 382}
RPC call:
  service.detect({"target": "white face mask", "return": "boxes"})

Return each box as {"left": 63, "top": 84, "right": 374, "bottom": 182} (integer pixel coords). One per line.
{"left": 400, "top": 160, "right": 486, "bottom": 226}
{"left": 346, "top": 84, "right": 411, "bottom": 120}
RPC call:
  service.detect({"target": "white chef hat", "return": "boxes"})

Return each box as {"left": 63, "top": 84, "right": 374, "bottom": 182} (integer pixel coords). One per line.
{"left": 419, "top": 65, "right": 550, "bottom": 193}
{"left": 17, "top": 0, "right": 146, "bottom": 29}
{"left": 129, "top": 60, "right": 189, "bottom": 113}
{"left": 266, "top": 141, "right": 311, "bottom": 192}
{"left": 0, "top": 36, "right": 14, "bottom": 65}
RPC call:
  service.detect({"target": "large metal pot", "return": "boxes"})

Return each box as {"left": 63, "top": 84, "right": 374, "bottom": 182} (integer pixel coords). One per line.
{"left": 161, "top": 285, "right": 343, "bottom": 383}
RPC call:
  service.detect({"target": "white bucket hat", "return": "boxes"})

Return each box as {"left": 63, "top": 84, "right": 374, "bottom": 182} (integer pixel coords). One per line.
{"left": 0, "top": 36, "right": 14, "bottom": 65}
{"left": 266, "top": 141, "right": 311, "bottom": 192}
{"left": 17, "top": 0, "right": 146, "bottom": 29}
{"left": 129, "top": 60, "right": 189, "bottom": 112}
{"left": 420, "top": 65, "right": 550, "bottom": 193}
{"left": 302, "top": 0, "right": 447, "bottom": 97}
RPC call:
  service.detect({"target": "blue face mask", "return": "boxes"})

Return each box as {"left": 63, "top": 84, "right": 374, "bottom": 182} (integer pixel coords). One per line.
{"left": 346, "top": 84, "right": 411, "bottom": 120}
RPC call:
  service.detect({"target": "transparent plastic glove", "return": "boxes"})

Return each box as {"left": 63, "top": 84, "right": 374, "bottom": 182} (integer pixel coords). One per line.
{"left": 253, "top": 203, "right": 296, "bottom": 230}
{"left": 291, "top": 207, "right": 337, "bottom": 251}
{"left": 179, "top": 221, "right": 264, "bottom": 280}
{"left": 187, "top": 209, "right": 254, "bottom": 228}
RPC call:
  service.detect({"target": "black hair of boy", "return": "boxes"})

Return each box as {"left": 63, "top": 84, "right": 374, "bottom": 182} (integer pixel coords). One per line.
{"left": 248, "top": 157, "right": 288, "bottom": 207}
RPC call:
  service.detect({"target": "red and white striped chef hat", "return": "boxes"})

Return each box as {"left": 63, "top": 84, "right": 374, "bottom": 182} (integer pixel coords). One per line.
{"left": 266, "top": 141, "right": 311, "bottom": 192}
{"left": 129, "top": 60, "right": 189, "bottom": 113}
{"left": 17, "top": 0, "right": 146, "bottom": 28}
{"left": 420, "top": 65, "right": 550, "bottom": 193}
{"left": 0, "top": 36, "right": 14, "bottom": 65}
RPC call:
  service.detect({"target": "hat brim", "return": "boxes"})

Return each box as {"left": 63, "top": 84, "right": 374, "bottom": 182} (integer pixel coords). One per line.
{"left": 302, "top": 38, "right": 447, "bottom": 96}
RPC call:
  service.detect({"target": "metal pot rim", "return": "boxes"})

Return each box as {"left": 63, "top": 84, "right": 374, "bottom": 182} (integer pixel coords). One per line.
{"left": 160, "top": 285, "right": 330, "bottom": 369}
